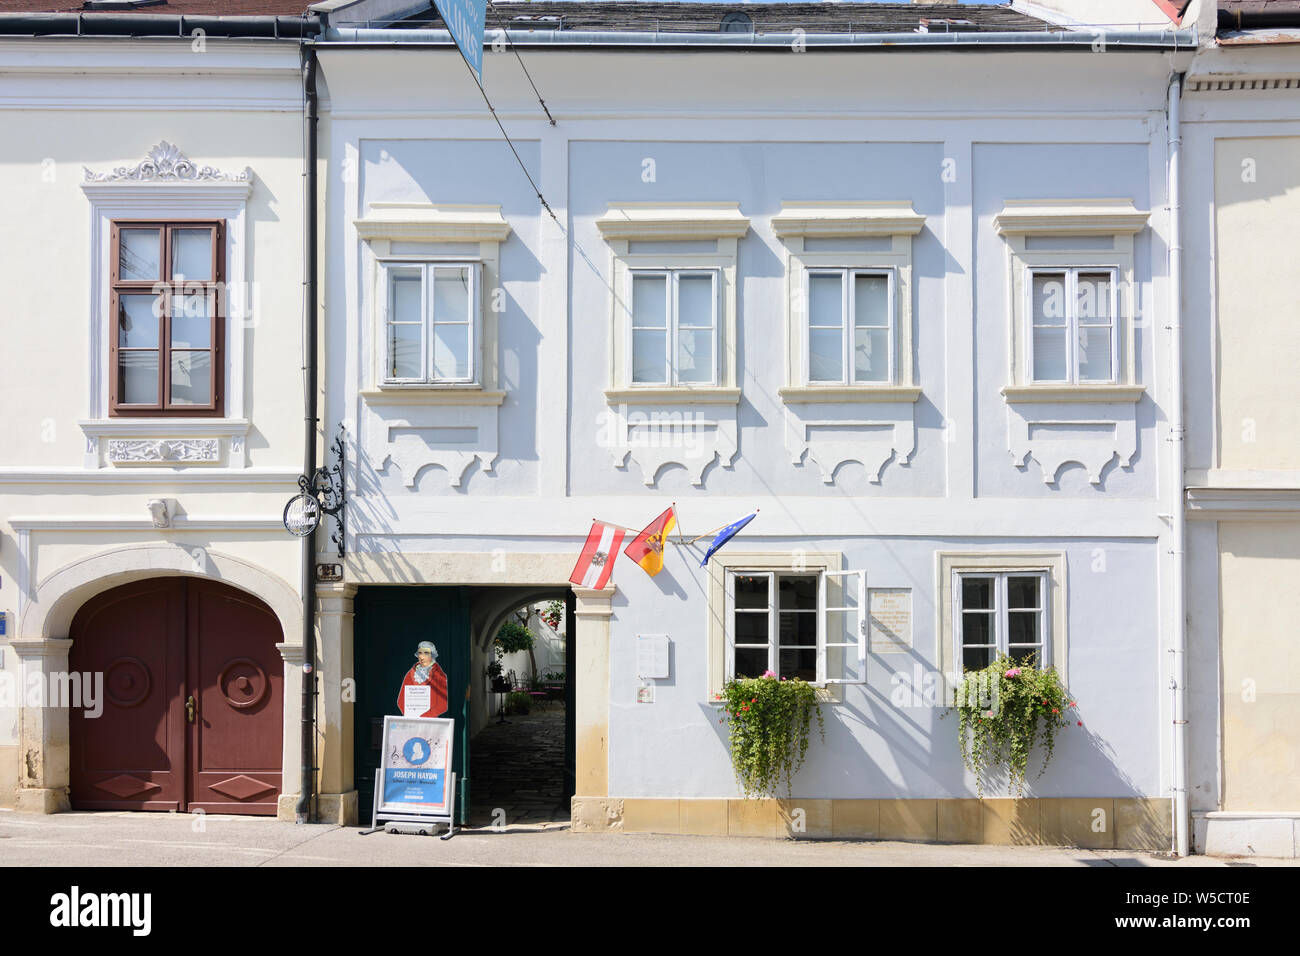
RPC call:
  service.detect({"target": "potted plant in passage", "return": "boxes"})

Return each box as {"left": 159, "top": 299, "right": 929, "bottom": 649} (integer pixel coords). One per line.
{"left": 715, "top": 671, "right": 824, "bottom": 799}
{"left": 952, "top": 653, "right": 1078, "bottom": 798}
{"left": 486, "top": 658, "right": 512, "bottom": 695}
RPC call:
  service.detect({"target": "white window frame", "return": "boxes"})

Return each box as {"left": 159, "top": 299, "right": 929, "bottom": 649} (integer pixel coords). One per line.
{"left": 934, "top": 551, "right": 1068, "bottom": 693}
{"left": 953, "top": 569, "right": 1050, "bottom": 672}
{"left": 378, "top": 259, "right": 482, "bottom": 387}
{"left": 994, "top": 199, "right": 1148, "bottom": 403}
{"left": 1025, "top": 266, "right": 1119, "bottom": 386}
{"left": 626, "top": 268, "right": 721, "bottom": 387}
{"left": 805, "top": 267, "right": 896, "bottom": 386}
{"left": 723, "top": 567, "right": 866, "bottom": 686}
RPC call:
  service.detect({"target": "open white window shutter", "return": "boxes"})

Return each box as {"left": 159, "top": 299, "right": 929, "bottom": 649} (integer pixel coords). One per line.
{"left": 821, "top": 568, "right": 867, "bottom": 685}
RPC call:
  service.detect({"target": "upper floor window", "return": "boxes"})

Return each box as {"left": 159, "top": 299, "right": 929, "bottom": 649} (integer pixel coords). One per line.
{"left": 807, "top": 268, "right": 894, "bottom": 385}
{"left": 629, "top": 269, "right": 719, "bottom": 386}
{"left": 1028, "top": 268, "right": 1118, "bottom": 385}
{"left": 994, "top": 199, "right": 1148, "bottom": 402}
{"left": 595, "top": 202, "right": 747, "bottom": 401}
{"left": 110, "top": 220, "right": 224, "bottom": 416}
{"left": 382, "top": 261, "right": 481, "bottom": 385}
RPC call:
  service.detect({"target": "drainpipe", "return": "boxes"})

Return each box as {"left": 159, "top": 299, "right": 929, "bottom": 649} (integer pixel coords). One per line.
{"left": 1166, "top": 71, "right": 1189, "bottom": 858}
{"left": 295, "top": 42, "right": 320, "bottom": 825}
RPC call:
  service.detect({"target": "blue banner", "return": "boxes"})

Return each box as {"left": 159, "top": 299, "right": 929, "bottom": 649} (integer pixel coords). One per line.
{"left": 434, "top": 0, "right": 487, "bottom": 81}
{"left": 383, "top": 766, "right": 447, "bottom": 808}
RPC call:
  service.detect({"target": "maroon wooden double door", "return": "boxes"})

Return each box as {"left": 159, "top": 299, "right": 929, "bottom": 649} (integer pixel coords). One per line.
{"left": 70, "top": 578, "right": 284, "bottom": 814}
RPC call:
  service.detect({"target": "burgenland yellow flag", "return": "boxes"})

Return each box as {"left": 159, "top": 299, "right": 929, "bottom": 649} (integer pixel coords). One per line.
{"left": 623, "top": 506, "right": 677, "bottom": 577}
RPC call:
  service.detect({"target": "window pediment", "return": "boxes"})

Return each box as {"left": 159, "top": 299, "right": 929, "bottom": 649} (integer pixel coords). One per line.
{"left": 595, "top": 202, "right": 750, "bottom": 242}
{"left": 772, "top": 201, "right": 925, "bottom": 239}
{"left": 993, "top": 199, "right": 1149, "bottom": 237}
{"left": 354, "top": 202, "right": 512, "bottom": 244}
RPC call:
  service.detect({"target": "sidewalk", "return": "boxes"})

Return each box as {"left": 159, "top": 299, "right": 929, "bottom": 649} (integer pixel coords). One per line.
{"left": 2, "top": 809, "right": 1294, "bottom": 867}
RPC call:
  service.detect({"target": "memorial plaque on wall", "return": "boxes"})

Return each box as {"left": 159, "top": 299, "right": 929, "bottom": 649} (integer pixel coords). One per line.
{"left": 869, "top": 588, "right": 912, "bottom": 654}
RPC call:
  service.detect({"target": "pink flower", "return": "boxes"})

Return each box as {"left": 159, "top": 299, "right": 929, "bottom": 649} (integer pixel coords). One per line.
{"left": 761, "top": 669, "right": 776, "bottom": 679}
{"left": 984, "top": 710, "right": 994, "bottom": 718}
{"left": 1004, "top": 667, "right": 1022, "bottom": 678}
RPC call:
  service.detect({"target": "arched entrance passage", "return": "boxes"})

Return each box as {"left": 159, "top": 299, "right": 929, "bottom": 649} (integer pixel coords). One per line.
{"left": 69, "top": 578, "right": 284, "bottom": 814}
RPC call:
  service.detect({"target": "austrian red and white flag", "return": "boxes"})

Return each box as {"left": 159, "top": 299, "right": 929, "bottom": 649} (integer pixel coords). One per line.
{"left": 569, "top": 521, "right": 626, "bottom": 590}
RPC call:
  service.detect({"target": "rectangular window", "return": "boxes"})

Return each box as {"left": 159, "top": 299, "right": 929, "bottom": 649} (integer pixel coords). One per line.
{"left": 955, "top": 571, "right": 1048, "bottom": 671}
{"left": 1028, "top": 268, "right": 1117, "bottom": 384}
{"left": 110, "top": 220, "right": 224, "bottom": 415}
{"left": 726, "top": 568, "right": 865, "bottom": 684}
{"left": 807, "top": 269, "right": 894, "bottom": 385}
{"left": 382, "top": 262, "right": 480, "bottom": 385}
{"left": 629, "top": 269, "right": 718, "bottom": 386}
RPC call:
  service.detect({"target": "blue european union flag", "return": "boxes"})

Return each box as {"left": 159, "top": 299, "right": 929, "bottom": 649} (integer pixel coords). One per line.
{"left": 700, "top": 512, "right": 757, "bottom": 567}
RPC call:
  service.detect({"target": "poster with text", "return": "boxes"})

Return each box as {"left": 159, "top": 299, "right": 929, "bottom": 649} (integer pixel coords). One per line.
{"left": 378, "top": 716, "right": 454, "bottom": 818}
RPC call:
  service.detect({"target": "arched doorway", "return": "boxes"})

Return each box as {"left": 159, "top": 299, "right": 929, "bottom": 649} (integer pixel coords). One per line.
{"left": 69, "top": 577, "right": 284, "bottom": 814}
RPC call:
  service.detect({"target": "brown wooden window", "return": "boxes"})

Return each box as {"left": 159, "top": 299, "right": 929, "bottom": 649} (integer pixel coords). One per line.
{"left": 110, "top": 220, "right": 224, "bottom": 416}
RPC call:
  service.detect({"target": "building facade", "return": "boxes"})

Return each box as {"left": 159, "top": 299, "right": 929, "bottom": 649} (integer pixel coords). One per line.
{"left": 312, "top": 0, "right": 1190, "bottom": 847}
{"left": 1181, "top": 0, "right": 1300, "bottom": 859}
{"left": 0, "top": 18, "right": 311, "bottom": 816}
{"left": 7, "top": 0, "right": 1294, "bottom": 857}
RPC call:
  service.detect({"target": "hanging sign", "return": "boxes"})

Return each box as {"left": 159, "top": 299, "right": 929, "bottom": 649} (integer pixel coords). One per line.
{"left": 434, "top": 0, "right": 487, "bottom": 82}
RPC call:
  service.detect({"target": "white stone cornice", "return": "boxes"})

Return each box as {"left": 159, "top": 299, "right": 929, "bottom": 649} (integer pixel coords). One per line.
{"left": 772, "top": 201, "right": 925, "bottom": 239}
{"left": 596, "top": 202, "right": 750, "bottom": 241}
{"left": 354, "top": 202, "right": 511, "bottom": 243}
{"left": 994, "top": 199, "right": 1149, "bottom": 236}
{"left": 7, "top": 638, "right": 74, "bottom": 659}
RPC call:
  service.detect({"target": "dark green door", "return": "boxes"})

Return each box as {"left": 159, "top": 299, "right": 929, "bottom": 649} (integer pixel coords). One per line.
{"left": 353, "top": 586, "right": 470, "bottom": 823}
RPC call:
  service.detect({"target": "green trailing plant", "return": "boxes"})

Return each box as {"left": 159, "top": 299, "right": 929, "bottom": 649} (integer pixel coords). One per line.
{"left": 504, "top": 691, "right": 532, "bottom": 716}
{"left": 715, "top": 672, "right": 824, "bottom": 799}
{"left": 952, "top": 653, "right": 1078, "bottom": 798}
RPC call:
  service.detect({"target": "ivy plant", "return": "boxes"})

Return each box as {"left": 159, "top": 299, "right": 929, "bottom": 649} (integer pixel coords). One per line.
{"left": 952, "top": 653, "right": 1078, "bottom": 798}
{"left": 715, "top": 672, "right": 824, "bottom": 799}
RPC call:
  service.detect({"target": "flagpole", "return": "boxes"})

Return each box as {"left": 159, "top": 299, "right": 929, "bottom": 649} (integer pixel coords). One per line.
{"left": 672, "top": 502, "right": 684, "bottom": 545}
{"left": 686, "top": 508, "right": 759, "bottom": 545}
{"left": 593, "top": 517, "right": 641, "bottom": 536}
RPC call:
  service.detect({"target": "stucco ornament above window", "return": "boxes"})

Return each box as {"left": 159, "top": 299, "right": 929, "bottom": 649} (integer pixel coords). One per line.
{"left": 993, "top": 198, "right": 1149, "bottom": 487}
{"left": 597, "top": 202, "right": 748, "bottom": 488}
{"left": 773, "top": 201, "right": 925, "bottom": 485}
{"left": 83, "top": 141, "right": 253, "bottom": 185}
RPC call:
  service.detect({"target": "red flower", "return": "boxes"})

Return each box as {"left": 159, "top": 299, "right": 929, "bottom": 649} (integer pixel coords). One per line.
{"left": 1077, "top": 721, "right": 1083, "bottom": 726}
{"left": 742, "top": 705, "right": 749, "bottom": 711}
{"left": 1052, "top": 708, "right": 1060, "bottom": 714}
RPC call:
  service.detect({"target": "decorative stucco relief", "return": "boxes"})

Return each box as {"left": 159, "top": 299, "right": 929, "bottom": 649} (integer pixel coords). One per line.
{"left": 1006, "top": 402, "right": 1137, "bottom": 485}
{"left": 107, "top": 438, "right": 220, "bottom": 464}
{"left": 781, "top": 400, "right": 916, "bottom": 484}
{"left": 83, "top": 141, "right": 252, "bottom": 184}
{"left": 603, "top": 401, "right": 738, "bottom": 488}
{"left": 361, "top": 400, "right": 500, "bottom": 489}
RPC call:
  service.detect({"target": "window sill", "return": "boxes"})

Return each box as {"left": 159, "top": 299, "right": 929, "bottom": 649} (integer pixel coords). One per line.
{"left": 361, "top": 388, "right": 506, "bottom": 407}
{"left": 779, "top": 385, "right": 921, "bottom": 404}
{"left": 708, "top": 686, "right": 843, "bottom": 705}
{"left": 79, "top": 418, "right": 250, "bottom": 437}
{"left": 1001, "top": 385, "right": 1145, "bottom": 404}
{"left": 605, "top": 386, "right": 741, "bottom": 406}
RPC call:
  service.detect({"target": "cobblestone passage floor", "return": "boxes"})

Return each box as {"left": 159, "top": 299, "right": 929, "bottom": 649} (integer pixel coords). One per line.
{"left": 467, "top": 703, "right": 568, "bottom": 828}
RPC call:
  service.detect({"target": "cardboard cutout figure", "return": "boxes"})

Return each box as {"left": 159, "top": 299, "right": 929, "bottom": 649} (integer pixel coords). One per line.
{"left": 398, "top": 640, "right": 449, "bottom": 718}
